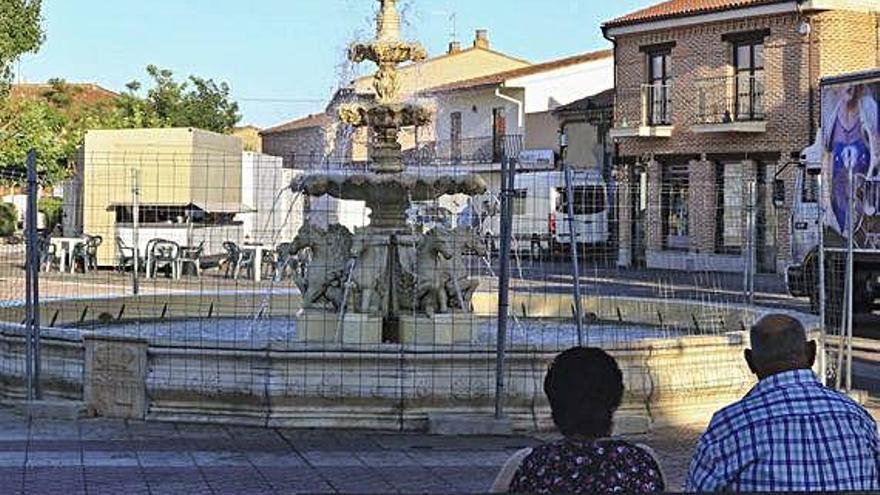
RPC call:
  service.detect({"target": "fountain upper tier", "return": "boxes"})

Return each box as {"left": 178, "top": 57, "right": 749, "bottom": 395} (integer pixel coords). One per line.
{"left": 295, "top": 171, "right": 488, "bottom": 230}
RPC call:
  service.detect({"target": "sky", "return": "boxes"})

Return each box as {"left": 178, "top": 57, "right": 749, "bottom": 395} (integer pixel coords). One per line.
{"left": 18, "top": 0, "right": 654, "bottom": 128}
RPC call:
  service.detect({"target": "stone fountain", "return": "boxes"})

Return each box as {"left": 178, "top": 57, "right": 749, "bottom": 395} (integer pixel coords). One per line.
{"left": 292, "top": 0, "right": 488, "bottom": 345}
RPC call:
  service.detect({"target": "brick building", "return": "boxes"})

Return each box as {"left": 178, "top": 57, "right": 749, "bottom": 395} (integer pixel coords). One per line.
{"left": 604, "top": 0, "right": 880, "bottom": 273}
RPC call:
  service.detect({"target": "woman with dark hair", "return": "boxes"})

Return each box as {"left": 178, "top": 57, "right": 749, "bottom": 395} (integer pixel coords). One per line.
{"left": 491, "top": 347, "right": 665, "bottom": 493}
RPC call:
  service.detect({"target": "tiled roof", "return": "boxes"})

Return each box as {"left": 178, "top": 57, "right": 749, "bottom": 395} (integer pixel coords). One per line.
{"left": 260, "top": 113, "right": 331, "bottom": 135}
{"left": 604, "top": 0, "right": 788, "bottom": 28}
{"left": 425, "top": 49, "right": 612, "bottom": 94}
{"left": 9, "top": 83, "right": 118, "bottom": 106}
{"left": 554, "top": 89, "right": 615, "bottom": 114}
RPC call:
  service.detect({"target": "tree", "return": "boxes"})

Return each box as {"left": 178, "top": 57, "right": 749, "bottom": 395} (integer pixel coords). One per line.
{"left": 0, "top": 98, "right": 73, "bottom": 186}
{"left": 121, "top": 65, "right": 242, "bottom": 133}
{"left": 0, "top": 0, "right": 43, "bottom": 96}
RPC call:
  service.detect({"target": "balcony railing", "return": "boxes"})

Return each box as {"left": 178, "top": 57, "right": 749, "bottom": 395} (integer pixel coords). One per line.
{"left": 278, "top": 135, "right": 525, "bottom": 170}
{"left": 610, "top": 84, "right": 673, "bottom": 138}
{"left": 641, "top": 83, "right": 673, "bottom": 126}
{"left": 404, "top": 135, "right": 524, "bottom": 167}
{"left": 697, "top": 74, "right": 765, "bottom": 125}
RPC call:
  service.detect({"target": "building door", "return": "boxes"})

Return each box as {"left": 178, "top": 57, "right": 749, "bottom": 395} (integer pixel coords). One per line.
{"left": 631, "top": 166, "right": 648, "bottom": 267}
{"left": 450, "top": 112, "right": 462, "bottom": 164}
{"left": 492, "top": 107, "right": 507, "bottom": 163}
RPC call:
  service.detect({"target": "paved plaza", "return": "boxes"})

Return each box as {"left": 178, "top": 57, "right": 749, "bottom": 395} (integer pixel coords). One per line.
{"left": 0, "top": 406, "right": 698, "bottom": 495}
{"left": 0, "top": 401, "right": 871, "bottom": 495}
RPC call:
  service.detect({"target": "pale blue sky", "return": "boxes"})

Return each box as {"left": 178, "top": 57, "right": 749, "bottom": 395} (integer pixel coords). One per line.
{"left": 18, "top": 0, "right": 653, "bottom": 128}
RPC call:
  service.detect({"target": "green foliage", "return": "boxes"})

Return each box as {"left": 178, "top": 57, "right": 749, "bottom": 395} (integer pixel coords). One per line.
{"left": 121, "top": 65, "right": 242, "bottom": 133}
{"left": 38, "top": 195, "right": 61, "bottom": 231}
{"left": 0, "top": 0, "right": 43, "bottom": 94}
{"left": 0, "top": 99, "right": 73, "bottom": 186}
{"left": 0, "top": 202, "right": 17, "bottom": 237}
{"left": 0, "top": 65, "right": 241, "bottom": 188}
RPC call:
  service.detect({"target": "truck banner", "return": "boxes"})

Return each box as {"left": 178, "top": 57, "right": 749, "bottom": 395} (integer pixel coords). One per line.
{"left": 821, "top": 78, "right": 880, "bottom": 248}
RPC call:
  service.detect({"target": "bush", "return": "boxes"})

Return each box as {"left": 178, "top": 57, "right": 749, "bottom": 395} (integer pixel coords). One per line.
{"left": 0, "top": 203, "right": 17, "bottom": 237}
{"left": 38, "top": 196, "right": 63, "bottom": 232}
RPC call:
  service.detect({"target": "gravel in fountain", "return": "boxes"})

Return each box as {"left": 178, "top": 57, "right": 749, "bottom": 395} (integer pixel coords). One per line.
{"left": 62, "top": 317, "right": 686, "bottom": 348}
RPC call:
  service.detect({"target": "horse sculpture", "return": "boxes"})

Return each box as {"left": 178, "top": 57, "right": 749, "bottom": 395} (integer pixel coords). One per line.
{"left": 412, "top": 227, "right": 454, "bottom": 316}
{"left": 442, "top": 226, "right": 487, "bottom": 311}
{"left": 291, "top": 223, "right": 353, "bottom": 311}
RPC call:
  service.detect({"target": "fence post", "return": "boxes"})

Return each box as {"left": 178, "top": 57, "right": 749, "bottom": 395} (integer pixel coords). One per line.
{"left": 495, "top": 157, "right": 515, "bottom": 420}
{"left": 845, "top": 163, "right": 855, "bottom": 392}
{"left": 131, "top": 169, "right": 140, "bottom": 295}
{"left": 25, "top": 149, "right": 42, "bottom": 400}
{"left": 815, "top": 167, "right": 827, "bottom": 385}
{"left": 563, "top": 165, "right": 585, "bottom": 346}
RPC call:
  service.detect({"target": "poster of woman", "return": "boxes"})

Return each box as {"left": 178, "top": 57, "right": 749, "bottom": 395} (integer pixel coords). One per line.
{"left": 821, "top": 79, "right": 880, "bottom": 247}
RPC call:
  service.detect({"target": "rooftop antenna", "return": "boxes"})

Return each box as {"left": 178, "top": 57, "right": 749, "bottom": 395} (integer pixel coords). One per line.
{"left": 431, "top": 8, "right": 458, "bottom": 44}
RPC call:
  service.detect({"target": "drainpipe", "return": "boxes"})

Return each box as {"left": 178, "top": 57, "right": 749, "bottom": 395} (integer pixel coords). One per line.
{"left": 494, "top": 86, "right": 524, "bottom": 131}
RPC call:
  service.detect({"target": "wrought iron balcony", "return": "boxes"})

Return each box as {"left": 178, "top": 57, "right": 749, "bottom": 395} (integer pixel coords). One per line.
{"left": 695, "top": 75, "right": 766, "bottom": 132}
{"left": 609, "top": 84, "right": 673, "bottom": 139}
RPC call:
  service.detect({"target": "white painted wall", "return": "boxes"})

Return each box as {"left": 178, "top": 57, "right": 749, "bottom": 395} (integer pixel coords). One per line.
{"left": 433, "top": 88, "right": 523, "bottom": 145}
{"left": 507, "top": 57, "right": 614, "bottom": 114}
{"left": 239, "top": 152, "right": 304, "bottom": 244}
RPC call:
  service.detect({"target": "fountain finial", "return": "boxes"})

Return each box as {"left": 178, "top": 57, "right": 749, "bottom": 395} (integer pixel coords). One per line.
{"left": 376, "top": 0, "right": 401, "bottom": 42}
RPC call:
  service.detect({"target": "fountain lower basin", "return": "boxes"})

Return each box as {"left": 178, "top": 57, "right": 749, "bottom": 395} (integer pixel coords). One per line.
{"left": 0, "top": 291, "right": 821, "bottom": 432}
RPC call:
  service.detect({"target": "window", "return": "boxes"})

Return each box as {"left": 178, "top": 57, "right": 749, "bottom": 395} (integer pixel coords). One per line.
{"left": 556, "top": 186, "right": 607, "bottom": 216}
{"left": 450, "top": 112, "right": 462, "bottom": 163}
{"left": 662, "top": 165, "right": 689, "bottom": 250}
{"left": 647, "top": 51, "right": 672, "bottom": 125}
{"left": 734, "top": 40, "right": 764, "bottom": 121}
{"left": 513, "top": 189, "right": 527, "bottom": 216}
{"left": 716, "top": 162, "right": 744, "bottom": 253}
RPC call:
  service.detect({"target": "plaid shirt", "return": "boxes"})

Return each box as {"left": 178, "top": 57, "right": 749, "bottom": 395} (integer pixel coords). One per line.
{"left": 685, "top": 369, "right": 879, "bottom": 492}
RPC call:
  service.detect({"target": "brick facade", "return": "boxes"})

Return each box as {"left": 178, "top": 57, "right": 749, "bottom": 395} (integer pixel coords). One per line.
{"left": 610, "top": 7, "right": 879, "bottom": 273}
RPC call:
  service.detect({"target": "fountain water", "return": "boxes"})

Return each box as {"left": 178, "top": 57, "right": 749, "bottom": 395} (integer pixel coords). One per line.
{"left": 292, "top": 0, "right": 488, "bottom": 344}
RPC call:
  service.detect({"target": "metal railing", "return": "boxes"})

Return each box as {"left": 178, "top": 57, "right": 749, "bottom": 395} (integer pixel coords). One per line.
{"left": 697, "top": 74, "right": 765, "bottom": 125}
{"left": 642, "top": 83, "right": 673, "bottom": 126}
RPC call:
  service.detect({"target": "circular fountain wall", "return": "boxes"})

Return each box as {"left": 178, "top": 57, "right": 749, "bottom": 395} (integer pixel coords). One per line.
{"left": 0, "top": 291, "right": 821, "bottom": 432}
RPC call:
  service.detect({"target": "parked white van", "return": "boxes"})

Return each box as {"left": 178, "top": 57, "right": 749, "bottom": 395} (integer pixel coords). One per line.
{"left": 475, "top": 170, "right": 609, "bottom": 257}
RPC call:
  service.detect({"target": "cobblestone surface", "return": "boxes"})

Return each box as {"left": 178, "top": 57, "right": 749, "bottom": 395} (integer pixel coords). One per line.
{"left": 0, "top": 404, "right": 876, "bottom": 493}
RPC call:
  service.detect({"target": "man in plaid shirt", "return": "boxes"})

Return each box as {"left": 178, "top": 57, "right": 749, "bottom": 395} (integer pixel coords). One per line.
{"left": 685, "top": 314, "right": 879, "bottom": 492}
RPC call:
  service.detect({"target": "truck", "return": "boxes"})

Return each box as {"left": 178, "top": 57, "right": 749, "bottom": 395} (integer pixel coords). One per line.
{"left": 785, "top": 69, "right": 880, "bottom": 323}
{"left": 473, "top": 170, "right": 610, "bottom": 259}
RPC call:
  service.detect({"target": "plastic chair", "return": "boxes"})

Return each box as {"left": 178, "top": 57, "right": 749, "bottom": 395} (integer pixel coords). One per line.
{"left": 115, "top": 236, "right": 136, "bottom": 272}
{"left": 73, "top": 235, "right": 102, "bottom": 273}
{"left": 221, "top": 241, "right": 254, "bottom": 280}
{"left": 178, "top": 241, "right": 204, "bottom": 277}
{"left": 149, "top": 239, "right": 180, "bottom": 279}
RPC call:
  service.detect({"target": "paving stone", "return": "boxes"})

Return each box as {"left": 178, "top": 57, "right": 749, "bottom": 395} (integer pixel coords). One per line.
{"left": 259, "top": 466, "right": 335, "bottom": 494}
{"left": 0, "top": 451, "right": 25, "bottom": 467}
{"left": 84, "top": 467, "right": 150, "bottom": 494}
{"left": 23, "top": 467, "right": 85, "bottom": 494}
{"left": 136, "top": 451, "right": 195, "bottom": 468}
{"left": 246, "top": 450, "right": 307, "bottom": 467}
{"left": 142, "top": 467, "right": 213, "bottom": 494}
{"left": 315, "top": 466, "right": 396, "bottom": 494}
{"left": 200, "top": 466, "right": 275, "bottom": 494}
{"left": 355, "top": 450, "right": 420, "bottom": 467}
{"left": 0, "top": 467, "right": 24, "bottom": 494}
{"left": 25, "top": 450, "right": 82, "bottom": 468}
{"left": 192, "top": 450, "right": 254, "bottom": 467}
{"left": 82, "top": 450, "right": 140, "bottom": 467}
{"left": 301, "top": 450, "right": 365, "bottom": 467}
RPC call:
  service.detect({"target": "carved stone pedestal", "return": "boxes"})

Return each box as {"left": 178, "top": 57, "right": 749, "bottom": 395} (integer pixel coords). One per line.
{"left": 399, "top": 313, "right": 481, "bottom": 346}
{"left": 297, "top": 311, "right": 383, "bottom": 345}
{"left": 84, "top": 335, "right": 148, "bottom": 420}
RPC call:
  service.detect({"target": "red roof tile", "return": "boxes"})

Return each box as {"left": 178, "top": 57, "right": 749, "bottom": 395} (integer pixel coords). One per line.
{"left": 425, "top": 49, "right": 612, "bottom": 94}
{"left": 9, "top": 83, "right": 118, "bottom": 106}
{"left": 604, "top": 0, "right": 788, "bottom": 28}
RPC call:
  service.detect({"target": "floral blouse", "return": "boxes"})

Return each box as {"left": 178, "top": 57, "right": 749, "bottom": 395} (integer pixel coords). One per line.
{"left": 507, "top": 438, "right": 665, "bottom": 494}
